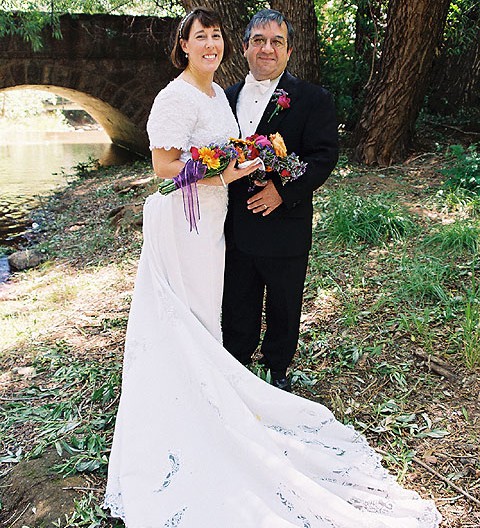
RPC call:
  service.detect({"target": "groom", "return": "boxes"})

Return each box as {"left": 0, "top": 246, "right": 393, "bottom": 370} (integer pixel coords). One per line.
{"left": 222, "top": 9, "right": 338, "bottom": 391}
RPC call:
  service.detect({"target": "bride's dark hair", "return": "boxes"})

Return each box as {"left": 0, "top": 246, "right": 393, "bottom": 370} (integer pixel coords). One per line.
{"left": 171, "top": 7, "right": 233, "bottom": 69}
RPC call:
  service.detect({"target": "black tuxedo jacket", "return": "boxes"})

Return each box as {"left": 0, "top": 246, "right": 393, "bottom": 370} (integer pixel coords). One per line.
{"left": 225, "top": 71, "right": 338, "bottom": 258}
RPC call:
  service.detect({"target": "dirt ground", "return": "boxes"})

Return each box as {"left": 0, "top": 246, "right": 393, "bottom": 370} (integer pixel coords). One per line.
{"left": 0, "top": 152, "right": 479, "bottom": 527}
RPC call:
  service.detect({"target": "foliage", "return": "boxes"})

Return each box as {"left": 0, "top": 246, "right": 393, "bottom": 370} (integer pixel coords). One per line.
{"left": 441, "top": 144, "right": 480, "bottom": 193}
{"left": 73, "top": 156, "right": 102, "bottom": 178}
{"left": 0, "top": 89, "right": 69, "bottom": 124}
{"left": 2, "top": 0, "right": 183, "bottom": 15}
{"left": 435, "top": 187, "right": 480, "bottom": 217}
{"left": 459, "top": 275, "right": 480, "bottom": 368}
{"left": 462, "top": 297, "right": 480, "bottom": 368}
{"left": 315, "top": 1, "right": 357, "bottom": 121}
{"left": 318, "top": 188, "right": 417, "bottom": 245}
{"left": 443, "top": 0, "right": 479, "bottom": 55}
{"left": 314, "top": 0, "right": 387, "bottom": 125}
{"left": 53, "top": 492, "right": 109, "bottom": 527}
{"left": 395, "top": 255, "right": 452, "bottom": 304}
{"left": 0, "top": 0, "right": 184, "bottom": 50}
{"left": 0, "top": 6, "right": 61, "bottom": 51}
{"left": 1, "top": 342, "right": 121, "bottom": 471}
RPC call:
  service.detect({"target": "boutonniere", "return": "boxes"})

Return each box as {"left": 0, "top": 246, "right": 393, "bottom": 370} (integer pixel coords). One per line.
{"left": 267, "top": 89, "right": 290, "bottom": 122}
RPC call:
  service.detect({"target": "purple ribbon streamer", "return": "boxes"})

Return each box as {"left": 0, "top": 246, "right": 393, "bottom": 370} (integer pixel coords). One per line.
{"left": 172, "top": 159, "right": 207, "bottom": 233}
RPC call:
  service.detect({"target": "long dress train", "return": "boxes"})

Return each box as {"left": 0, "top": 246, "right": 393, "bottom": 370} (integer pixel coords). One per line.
{"left": 103, "top": 79, "right": 441, "bottom": 528}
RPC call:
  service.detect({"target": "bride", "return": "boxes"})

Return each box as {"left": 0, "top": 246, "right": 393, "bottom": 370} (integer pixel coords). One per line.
{"left": 103, "top": 7, "right": 441, "bottom": 528}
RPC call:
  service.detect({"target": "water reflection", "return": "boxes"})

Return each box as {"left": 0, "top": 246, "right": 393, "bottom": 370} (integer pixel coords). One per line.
{"left": 0, "top": 130, "right": 140, "bottom": 247}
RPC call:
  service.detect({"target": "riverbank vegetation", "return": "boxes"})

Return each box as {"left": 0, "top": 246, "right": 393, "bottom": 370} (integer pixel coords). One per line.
{"left": 1, "top": 141, "right": 479, "bottom": 526}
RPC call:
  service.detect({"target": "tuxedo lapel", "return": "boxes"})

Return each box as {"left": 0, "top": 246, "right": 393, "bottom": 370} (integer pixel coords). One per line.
{"left": 226, "top": 81, "right": 244, "bottom": 119}
{"left": 257, "top": 71, "right": 297, "bottom": 134}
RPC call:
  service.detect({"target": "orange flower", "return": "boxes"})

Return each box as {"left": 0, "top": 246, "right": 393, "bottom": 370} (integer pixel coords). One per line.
{"left": 235, "top": 147, "right": 246, "bottom": 163}
{"left": 198, "top": 147, "right": 221, "bottom": 170}
{"left": 270, "top": 133, "right": 287, "bottom": 158}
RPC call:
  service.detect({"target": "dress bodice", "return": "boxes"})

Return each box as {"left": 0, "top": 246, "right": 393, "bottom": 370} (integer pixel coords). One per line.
{"left": 147, "top": 78, "right": 239, "bottom": 162}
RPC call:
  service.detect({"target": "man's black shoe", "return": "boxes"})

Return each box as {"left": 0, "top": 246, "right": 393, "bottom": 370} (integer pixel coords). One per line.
{"left": 271, "top": 376, "right": 292, "bottom": 392}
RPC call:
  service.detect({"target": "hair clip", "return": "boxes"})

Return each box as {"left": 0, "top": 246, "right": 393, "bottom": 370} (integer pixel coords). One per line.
{"left": 179, "top": 11, "right": 195, "bottom": 39}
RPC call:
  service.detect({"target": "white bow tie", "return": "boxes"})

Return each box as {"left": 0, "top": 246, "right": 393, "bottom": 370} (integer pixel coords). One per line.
{"left": 244, "top": 73, "right": 271, "bottom": 94}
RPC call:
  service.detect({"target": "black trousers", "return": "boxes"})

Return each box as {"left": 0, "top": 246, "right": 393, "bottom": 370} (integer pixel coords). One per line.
{"left": 222, "top": 247, "right": 309, "bottom": 375}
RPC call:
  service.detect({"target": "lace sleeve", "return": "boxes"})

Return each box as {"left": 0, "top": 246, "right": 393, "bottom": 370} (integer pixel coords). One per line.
{"left": 146, "top": 83, "right": 198, "bottom": 152}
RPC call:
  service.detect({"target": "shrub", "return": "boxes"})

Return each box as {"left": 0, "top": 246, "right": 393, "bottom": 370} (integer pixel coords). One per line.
{"left": 442, "top": 144, "right": 480, "bottom": 193}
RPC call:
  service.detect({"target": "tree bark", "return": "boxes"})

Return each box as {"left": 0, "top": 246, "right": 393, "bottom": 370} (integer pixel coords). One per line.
{"left": 179, "top": 0, "right": 250, "bottom": 87}
{"left": 353, "top": 0, "right": 451, "bottom": 165}
{"left": 270, "top": 0, "right": 321, "bottom": 83}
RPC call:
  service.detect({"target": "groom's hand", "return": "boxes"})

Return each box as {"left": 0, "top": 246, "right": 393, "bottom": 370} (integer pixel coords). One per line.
{"left": 247, "top": 180, "right": 283, "bottom": 216}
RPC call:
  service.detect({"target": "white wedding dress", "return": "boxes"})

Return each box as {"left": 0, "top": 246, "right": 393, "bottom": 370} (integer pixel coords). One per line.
{"left": 103, "top": 79, "right": 441, "bottom": 528}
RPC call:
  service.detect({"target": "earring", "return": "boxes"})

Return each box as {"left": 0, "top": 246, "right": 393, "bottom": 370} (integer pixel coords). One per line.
{"left": 185, "top": 53, "right": 188, "bottom": 58}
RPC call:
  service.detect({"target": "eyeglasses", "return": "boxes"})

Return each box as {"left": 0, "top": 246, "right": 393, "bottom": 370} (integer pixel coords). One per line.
{"left": 249, "top": 36, "right": 287, "bottom": 49}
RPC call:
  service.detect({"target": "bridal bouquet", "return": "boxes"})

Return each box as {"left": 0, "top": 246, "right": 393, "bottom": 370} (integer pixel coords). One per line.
{"left": 239, "top": 133, "right": 307, "bottom": 188}
{"left": 158, "top": 133, "right": 307, "bottom": 231}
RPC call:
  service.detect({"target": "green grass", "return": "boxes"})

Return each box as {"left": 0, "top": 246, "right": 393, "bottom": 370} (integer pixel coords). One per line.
{"left": 396, "top": 309, "right": 436, "bottom": 355}
{"left": 394, "top": 255, "right": 452, "bottom": 304}
{"left": 423, "top": 219, "right": 480, "bottom": 254}
{"left": 460, "top": 277, "right": 480, "bottom": 368}
{"left": 53, "top": 491, "right": 120, "bottom": 528}
{"left": 462, "top": 300, "right": 480, "bottom": 368}
{"left": 317, "top": 189, "right": 417, "bottom": 245}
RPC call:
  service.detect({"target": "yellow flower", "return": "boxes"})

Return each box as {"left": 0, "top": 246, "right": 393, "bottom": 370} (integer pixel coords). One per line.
{"left": 198, "top": 147, "right": 221, "bottom": 170}
{"left": 269, "top": 133, "right": 287, "bottom": 158}
{"left": 229, "top": 137, "right": 247, "bottom": 145}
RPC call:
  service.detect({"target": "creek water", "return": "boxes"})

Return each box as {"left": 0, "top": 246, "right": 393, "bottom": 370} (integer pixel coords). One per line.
{"left": 0, "top": 129, "right": 139, "bottom": 280}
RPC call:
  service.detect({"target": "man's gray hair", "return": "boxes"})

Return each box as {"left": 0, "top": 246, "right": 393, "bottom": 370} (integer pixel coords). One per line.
{"left": 243, "top": 9, "right": 294, "bottom": 49}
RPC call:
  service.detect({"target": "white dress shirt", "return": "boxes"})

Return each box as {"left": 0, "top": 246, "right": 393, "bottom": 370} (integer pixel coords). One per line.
{"left": 237, "top": 72, "right": 283, "bottom": 138}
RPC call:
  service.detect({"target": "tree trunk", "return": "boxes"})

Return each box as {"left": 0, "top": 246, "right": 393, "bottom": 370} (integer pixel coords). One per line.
{"left": 179, "top": 0, "right": 250, "bottom": 87}
{"left": 270, "top": 0, "right": 321, "bottom": 83}
{"left": 348, "top": 0, "right": 385, "bottom": 128}
{"left": 353, "top": 0, "right": 451, "bottom": 165}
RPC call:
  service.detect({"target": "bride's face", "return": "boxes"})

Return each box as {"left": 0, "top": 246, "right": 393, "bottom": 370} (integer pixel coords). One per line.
{"left": 181, "top": 20, "right": 224, "bottom": 74}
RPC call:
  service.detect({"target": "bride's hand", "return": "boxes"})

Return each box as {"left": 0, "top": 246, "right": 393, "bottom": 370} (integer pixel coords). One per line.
{"left": 222, "top": 158, "right": 263, "bottom": 185}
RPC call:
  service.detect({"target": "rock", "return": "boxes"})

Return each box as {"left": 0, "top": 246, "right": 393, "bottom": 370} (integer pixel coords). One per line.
{"left": 13, "top": 366, "right": 37, "bottom": 378}
{"left": 108, "top": 203, "right": 143, "bottom": 233}
{"left": 113, "top": 175, "right": 153, "bottom": 194}
{"left": 8, "top": 249, "right": 43, "bottom": 271}
{"left": 0, "top": 448, "right": 87, "bottom": 527}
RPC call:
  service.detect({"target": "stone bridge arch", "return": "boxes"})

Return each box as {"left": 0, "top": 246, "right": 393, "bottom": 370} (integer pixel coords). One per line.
{"left": 0, "top": 14, "right": 178, "bottom": 155}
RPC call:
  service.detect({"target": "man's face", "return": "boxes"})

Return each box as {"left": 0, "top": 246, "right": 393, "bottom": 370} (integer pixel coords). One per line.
{"left": 243, "top": 21, "right": 292, "bottom": 81}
